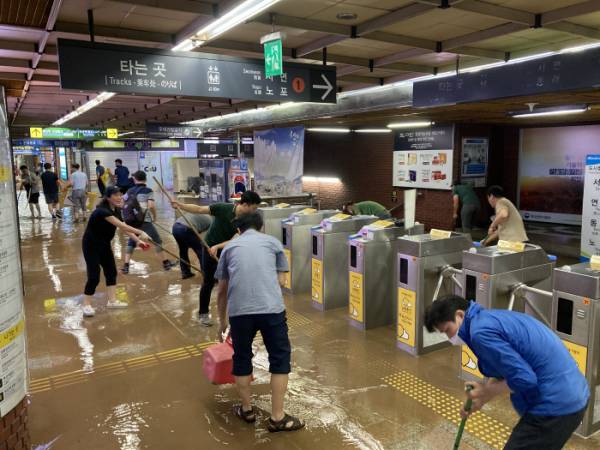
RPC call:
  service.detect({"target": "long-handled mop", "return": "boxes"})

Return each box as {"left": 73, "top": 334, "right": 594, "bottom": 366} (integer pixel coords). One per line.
{"left": 149, "top": 240, "right": 204, "bottom": 276}
{"left": 453, "top": 386, "right": 474, "bottom": 450}
{"left": 152, "top": 176, "right": 218, "bottom": 262}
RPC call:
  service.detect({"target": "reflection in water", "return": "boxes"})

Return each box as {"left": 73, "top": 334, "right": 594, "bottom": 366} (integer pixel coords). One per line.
{"left": 56, "top": 298, "right": 94, "bottom": 372}
{"left": 32, "top": 436, "right": 61, "bottom": 450}
{"left": 99, "top": 402, "right": 150, "bottom": 450}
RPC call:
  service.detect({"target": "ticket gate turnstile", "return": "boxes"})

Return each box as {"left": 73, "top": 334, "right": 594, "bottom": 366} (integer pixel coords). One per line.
{"left": 396, "top": 232, "right": 475, "bottom": 356}
{"left": 348, "top": 221, "right": 424, "bottom": 331}
{"left": 552, "top": 262, "right": 600, "bottom": 438}
{"left": 311, "top": 215, "right": 379, "bottom": 311}
{"left": 258, "top": 205, "right": 310, "bottom": 243}
{"left": 459, "top": 243, "right": 556, "bottom": 381}
{"left": 281, "top": 210, "right": 339, "bottom": 295}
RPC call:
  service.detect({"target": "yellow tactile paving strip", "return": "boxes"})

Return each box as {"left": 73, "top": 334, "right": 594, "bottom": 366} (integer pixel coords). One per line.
{"left": 383, "top": 372, "right": 511, "bottom": 449}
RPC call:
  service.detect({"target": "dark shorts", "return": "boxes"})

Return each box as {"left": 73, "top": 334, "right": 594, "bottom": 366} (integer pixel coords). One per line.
{"left": 229, "top": 311, "right": 291, "bottom": 377}
{"left": 461, "top": 201, "right": 480, "bottom": 234}
{"left": 504, "top": 405, "right": 587, "bottom": 450}
{"left": 44, "top": 193, "right": 60, "bottom": 205}
{"left": 28, "top": 192, "right": 39, "bottom": 204}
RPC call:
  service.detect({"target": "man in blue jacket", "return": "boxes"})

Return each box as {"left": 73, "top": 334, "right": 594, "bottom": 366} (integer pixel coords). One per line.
{"left": 425, "top": 295, "right": 589, "bottom": 450}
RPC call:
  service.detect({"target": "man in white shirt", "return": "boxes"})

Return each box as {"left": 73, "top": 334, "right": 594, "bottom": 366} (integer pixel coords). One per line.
{"left": 68, "top": 163, "right": 89, "bottom": 223}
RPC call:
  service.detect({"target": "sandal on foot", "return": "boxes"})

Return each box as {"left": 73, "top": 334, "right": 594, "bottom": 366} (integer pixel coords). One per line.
{"left": 233, "top": 405, "right": 256, "bottom": 423}
{"left": 268, "top": 413, "right": 305, "bottom": 433}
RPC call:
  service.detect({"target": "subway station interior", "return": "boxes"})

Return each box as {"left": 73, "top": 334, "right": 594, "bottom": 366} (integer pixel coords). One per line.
{"left": 4, "top": 0, "right": 600, "bottom": 449}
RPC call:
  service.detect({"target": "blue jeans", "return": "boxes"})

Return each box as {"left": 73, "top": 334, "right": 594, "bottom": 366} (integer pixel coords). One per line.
{"left": 126, "top": 222, "right": 162, "bottom": 254}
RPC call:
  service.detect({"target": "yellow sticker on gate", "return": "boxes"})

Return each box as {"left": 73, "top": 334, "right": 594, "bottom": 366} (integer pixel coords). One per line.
{"left": 590, "top": 255, "right": 600, "bottom": 271}
{"left": 275, "top": 203, "right": 290, "bottom": 208}
{"left": 330, "top": 213, "right": 350, "bottom": 220}
{"left": 283, "top": 249, "right": 292, "bottom": 290}
{"left": 369, "top": 220, "right": 394, "bottom": 228}
{"left": 299, "top": 208, "right": 317, "bottom": 214}
{"left": 462, "top": 346, "right": 485, "bottom": 379}
{"left": 430, "top": 229, "right": 452, "bottom": 239}
{"left": 398, "top": 288, "right": 416, "bottom": 348}
{"left": 562, "top": 340, "right": 587, "bottom": 375}
{"left": 312, "top": 259, "right": 323, "bottom": 303}
{"left": 349, "top": 272, "right": 363, "bottom": 322}
{"left": 497, "top": 240, "right": 525, "bottom": 252}
{"left": 0, "top": 167, "right": 12, "bottom": 182}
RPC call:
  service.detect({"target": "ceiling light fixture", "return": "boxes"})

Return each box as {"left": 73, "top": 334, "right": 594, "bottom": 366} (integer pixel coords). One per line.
{"left": 302, "top": 176, "right": 341, "bottom": 183}
{"left": 354, "top": 129, "right": 392, "bottom": 133}
{"left": 506, "top": 104, "right": 588, "bottom": 118}
{"left": 337, "top": 13, "right": 357, "bottom": 20}
{"left": 387, "top": 121, "right": 433, "bottom": 128}
{"left": 306, "top": 128, "right": 351, "bottom": 132}
{"left": 118, "top": 131, "right": 135, "bottom": 137}
{"left": 179, "top": 0, "right": 281, "bottom": 47}
{"left": 53, "top": 92, "right": 116, "bottom": 126}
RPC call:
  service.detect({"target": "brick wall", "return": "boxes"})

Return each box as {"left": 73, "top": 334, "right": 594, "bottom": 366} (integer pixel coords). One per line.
{"left": 302, "top": 124, "right": 505, "bottom": 230}
{"left": 0, "top": 398, "right": 30, "bottom": 450}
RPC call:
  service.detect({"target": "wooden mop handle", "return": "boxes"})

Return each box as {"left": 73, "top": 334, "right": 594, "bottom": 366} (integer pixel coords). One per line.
{"left": 151, "top": 241, "right": 203, "bottom": 274}
{"left": 153, "top": 176, "right": 219, "bottom": 262}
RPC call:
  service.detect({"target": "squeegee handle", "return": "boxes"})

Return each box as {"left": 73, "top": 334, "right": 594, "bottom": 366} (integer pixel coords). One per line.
{"left": 453, "top": 386, "right": 474, "bottom": 450}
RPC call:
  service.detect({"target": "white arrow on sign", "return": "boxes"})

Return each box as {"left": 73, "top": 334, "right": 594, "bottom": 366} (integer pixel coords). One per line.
{"left": 313, "top": 74, "right": 333, "bottom": 100}
{"left": 194, "top": 127, "right": 203, "bottom": 138}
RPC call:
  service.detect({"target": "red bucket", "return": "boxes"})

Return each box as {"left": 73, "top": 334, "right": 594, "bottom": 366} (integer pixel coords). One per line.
{"left": 203, "top": 334, "right": 253, "bottom": 385}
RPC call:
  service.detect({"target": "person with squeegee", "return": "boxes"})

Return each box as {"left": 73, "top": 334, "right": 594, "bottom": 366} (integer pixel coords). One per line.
{"left": 425, "top": 295, "right": 589, "bottom": 450}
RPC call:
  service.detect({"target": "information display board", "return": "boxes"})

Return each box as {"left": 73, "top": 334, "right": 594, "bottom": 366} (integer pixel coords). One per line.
{"left": 461, "top": 138, "right": 488, "bottom": 187}
{"left": 581, "top": 155, "right": 600, "bottom": 261}
{"left": 392, "top": 124, "right": 454, "bottom": 190}
{"left": 0, "top": 88, "right": 29, "bottom": 415}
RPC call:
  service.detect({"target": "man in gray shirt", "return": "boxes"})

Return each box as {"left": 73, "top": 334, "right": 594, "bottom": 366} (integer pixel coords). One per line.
{"left": 215, "top": 211, "right": 305, "bottom": 433}
{"left": 20, "top": 165, "right": 42, "bottom": 219}
{"left": 172, "top": 213, "right": 213, "bottom": 280}
{"left": 68, "top": 163, "right": 89, "bottom": 223}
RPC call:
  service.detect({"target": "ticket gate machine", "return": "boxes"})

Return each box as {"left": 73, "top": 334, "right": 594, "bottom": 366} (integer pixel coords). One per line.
{"left": 281, "top": 210, "right": 339, "bottom": 295}
{"left": 348, "top": 221, "right": 424, "bottom": 331}
{"left": 552, "top": 262, "right": 600, "bottom": 438}
{"left": 396, "top": 232, "right": 475, "bottom": 356}
{"left": 258, "top": 205, "right": 309, "bottom": 243}
{"left": 310, "top": 215, "right": 379, "bottom": 311}
{"left": 459, "top": 243, "right": 556, "bottom": 381}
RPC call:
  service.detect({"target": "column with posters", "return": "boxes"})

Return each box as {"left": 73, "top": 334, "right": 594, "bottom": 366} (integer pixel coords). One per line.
{"left": 461, "top": 138, "right": 488, "bottom": 187}
{"left": 581, "top": 155, "right": 600, "bottom": 261}
{"left": 0, "top": 88, "right": 29, "bottom": 415}
{"left": 392, "top": 124, "right": 454, "bottom": 190}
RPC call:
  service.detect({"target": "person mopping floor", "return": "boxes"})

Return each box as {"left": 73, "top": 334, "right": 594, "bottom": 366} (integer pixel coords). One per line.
{"left": 425, "top": 295, "right": 589, "bottom": 450}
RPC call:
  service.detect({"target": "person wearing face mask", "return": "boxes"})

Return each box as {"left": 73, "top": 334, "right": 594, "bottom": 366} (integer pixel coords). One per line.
{"left": 425, "top": 295, "right": 589, "bottom": 450}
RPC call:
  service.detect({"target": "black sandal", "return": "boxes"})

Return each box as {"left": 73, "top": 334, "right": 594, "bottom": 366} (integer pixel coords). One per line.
{"left": 268, "top": 413, "right": 305, "bottom": 433}
{"left": 233, "top": 405, "right": 256, "bottom": 423}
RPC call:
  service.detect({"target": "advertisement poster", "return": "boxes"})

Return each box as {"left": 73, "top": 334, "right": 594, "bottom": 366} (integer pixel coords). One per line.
{"left": 518, "top": 126, "right": 600, "bottom": 225}
{"left": 254, "top": 126, "right": 304, "bottom": 196}
{"left": 138, "top": 152, "right": 162, "bottom": 187}
{"left": 0, "top": 88, "right": 29, "bottom": 415}
{"left": 461, "top": 138, "right": 488, "bottom": 187}
{"left": 228, "top": 158, "right": 251, "bottom": 199}
{"left": 581, "top": 155, "right": 600, "bottom": 261}
{"left": 392, "top": 124, "right": 454, "bottom": 190}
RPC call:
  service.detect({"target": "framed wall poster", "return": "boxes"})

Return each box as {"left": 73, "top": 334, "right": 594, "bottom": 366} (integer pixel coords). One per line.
{"left": 392, "top": 124, "right": 454, "bottom": 190}
{"left": 460, "top": 138, "right": 488, "bottom": 187}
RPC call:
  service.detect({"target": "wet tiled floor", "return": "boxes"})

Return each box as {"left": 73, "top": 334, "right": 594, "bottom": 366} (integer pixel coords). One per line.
{"left": 20, "top": 193, "right": 600, "bottom": 449}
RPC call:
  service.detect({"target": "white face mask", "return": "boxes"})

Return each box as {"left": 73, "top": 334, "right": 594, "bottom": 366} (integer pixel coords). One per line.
{"left": 449, "top": 333, "right": 466, "bottom": 346}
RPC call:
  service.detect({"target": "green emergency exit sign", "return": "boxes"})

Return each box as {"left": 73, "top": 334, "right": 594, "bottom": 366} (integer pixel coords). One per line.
{"left": 264, "top": 39, "right": 283, "bottom": 77}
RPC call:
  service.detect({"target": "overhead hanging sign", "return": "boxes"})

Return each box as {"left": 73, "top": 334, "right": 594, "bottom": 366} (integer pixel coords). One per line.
{"left": 197, "top": 142, "right": 254, "bottom": 157}
{"left": 29, "top": 127, "right": 118, "bottom": 139}
{"left": 413, "top": 46, "right": 600, "bottom": 108}
{"left": 146, "top": 123, "right": 202, "bottom": 139}
{"left": 57, "top": 39, "right": 337, "bottom": 104}
{"left": 13, "top": 139, "right": 78, "bottom": 147}
{"left": 392, "top": 124, "right": 454, "bottom": 191}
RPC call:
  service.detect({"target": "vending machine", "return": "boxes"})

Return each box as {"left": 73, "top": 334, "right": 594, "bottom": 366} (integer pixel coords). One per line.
{"left": 200, "top": 158, "right": 236, "bottom": 204}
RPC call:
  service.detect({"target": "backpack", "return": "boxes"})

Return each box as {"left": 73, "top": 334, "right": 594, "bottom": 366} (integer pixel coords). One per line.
{"left": 122, "top": 185, "right": 147, "bottom": 227}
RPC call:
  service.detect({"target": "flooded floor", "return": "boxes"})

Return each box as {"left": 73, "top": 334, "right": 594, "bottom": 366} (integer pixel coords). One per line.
{"left": 20, "top": 193, "right": 600, "bottom": 449}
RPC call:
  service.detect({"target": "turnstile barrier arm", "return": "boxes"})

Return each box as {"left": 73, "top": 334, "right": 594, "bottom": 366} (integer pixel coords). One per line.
{"left": 509, "top": 284, "right": 552, "bottom": 327}
{"left": 432, "top": 266, "right": 463, "bottom": 302}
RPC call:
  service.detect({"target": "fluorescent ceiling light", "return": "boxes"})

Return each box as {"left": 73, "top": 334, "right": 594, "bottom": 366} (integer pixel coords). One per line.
{"left": 317, "top": 177, "right": 341, "bottom": 183}
{"left": 306, "top": 128, "right": 350, "bottom": 132}
{"left": 512, "top": 109, "right": 587, "bottom": 118}
{"left": 507, "top": 104, "right": 588, "bottom": 118}
{"left": 387, "top": 121, "right": 432, "bottom": 128}
{"left": 118, "top": 131, "right": 135, "bottom": 137}
{"left": 302, "top": 176, "right": 317, "bottom": 182}
{"left": 354, "top": 129, "right": 392, "bottom": 133}
{"left": 193, "top": 0, "right": 280, "bottom": 43}
{"left": 172, "top": 40, "right": 195, "bottom": 52}
{"left": 53, "top": 92, "right": 115, "bottom": 126}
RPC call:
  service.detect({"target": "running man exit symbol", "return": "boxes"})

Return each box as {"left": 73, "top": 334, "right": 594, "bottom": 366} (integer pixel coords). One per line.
{"left": 264, "top": 39, "right": 283, "bottom": 77}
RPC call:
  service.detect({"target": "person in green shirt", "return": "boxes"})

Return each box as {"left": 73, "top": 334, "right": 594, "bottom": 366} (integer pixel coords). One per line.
{"left": 451, "top": 179, "right": 481, "bottom": 240}
{"left": 345, "top": 201, "right": 391, "bottom": 219}
{"left": 170, "top": 191, "right": 262, "bottom": 326}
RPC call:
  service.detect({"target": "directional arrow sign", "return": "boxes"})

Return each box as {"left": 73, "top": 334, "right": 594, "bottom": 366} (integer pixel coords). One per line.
{"left": 313, "top": 74, "right": 333, "bottom": 101}
{"left": 107, "top": 128, "right": 118, "bottom": 139}
{"left": 58, "top": 39, "right": 337, "bottom": 104}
